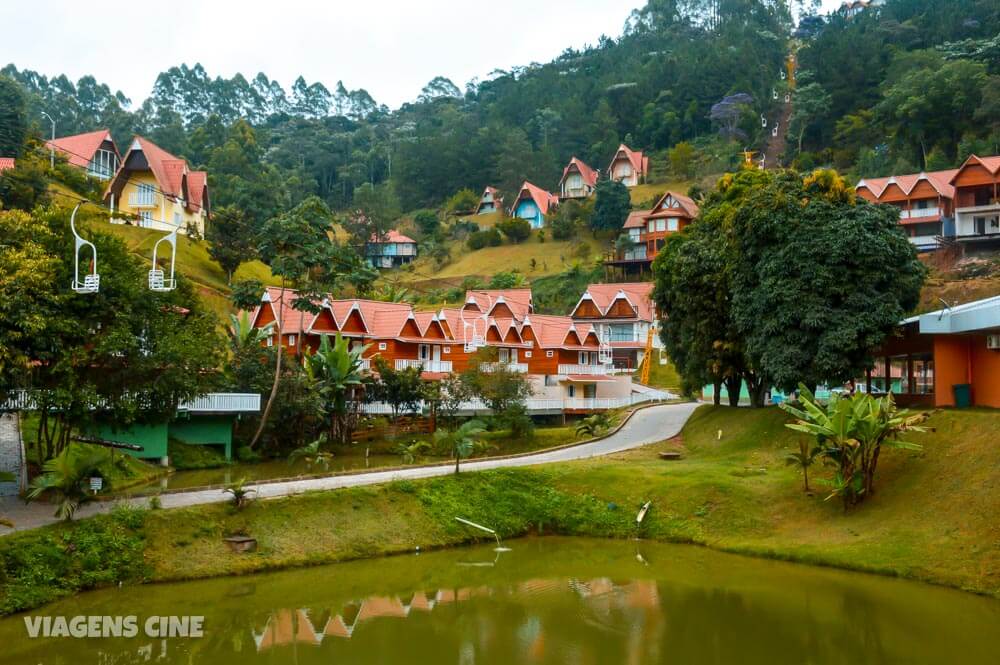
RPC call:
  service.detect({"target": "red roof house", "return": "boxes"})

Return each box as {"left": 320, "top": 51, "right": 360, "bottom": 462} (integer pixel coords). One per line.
{"left": 559, "top": 157, "right": 599, "bottom": 199}
{"left": 46, "top": 129, "right": 120, "bottom": 179}
{"left": 607, "top": 144, "right": 650, "bottom": 187}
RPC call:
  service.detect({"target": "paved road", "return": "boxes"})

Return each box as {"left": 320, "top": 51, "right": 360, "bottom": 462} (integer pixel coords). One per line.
{"left": 0, "top": 402, "right": 698, "bottom": 533}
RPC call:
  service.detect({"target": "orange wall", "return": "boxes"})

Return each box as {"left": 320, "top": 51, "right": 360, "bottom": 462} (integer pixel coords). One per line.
{"left": 934, "top": 335, "right": 1000, "bottom": 408}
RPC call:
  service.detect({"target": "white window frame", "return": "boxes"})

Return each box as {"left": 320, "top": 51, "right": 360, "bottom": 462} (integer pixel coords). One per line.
{"left": 288, "top": 334, "right": 296, "bottom": 347}
{"left": 378, "top": 342, "right": 387, "bottom": 351}
{"left": 443, "top": 346, "right": 451, "bottom": 354}
{"left": 524, "top": 351, "right": 532, "bottom": 358}
{"left": 546, "top": 350, "right": 554, "bottom": 358}
{"left": 266, "top": 336, "right": 274, "bottom": 348}
{"left": 667, "top": 218, "right": 679, "bottom": 232}
{"left": 579, "top": 351, "right": 588, "bottom": 364}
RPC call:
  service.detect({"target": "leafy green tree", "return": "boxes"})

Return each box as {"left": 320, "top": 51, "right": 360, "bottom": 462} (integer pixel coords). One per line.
{"left": 445, "top": 188, "right": 480, "bottom": 215}
{"left": 370, "top": 356, "right": 423, "bottom": 418}
{"left": 413, "top": 209, "right": 440, "bottom": 237}
{"left": 207, "top": 206, "right": 257, "bottom": 283}
{"left": 305, "top": 334, "right": 370, "bottom": 444}
{"left": 497, "top": 217, "right": 531, "bottom": 243}
{"left": 230, "top": 279, "right": 265, "bottom": 311}
{"left": 788, "top": 82, "right": 832, "bottom": 154}
{"left": 591, "top": 179, "right": 631, "bottom": 234}
{"left": 434, "top": 419, "right": 487, "bottom": 475}
{"left": 0, "top": 76, "right": 27, "bottom": 157}
{"left": 27, "top": 446, "right": 111, "bottom": 521}
{"left": 0, "top": 207, "right": 225, "bottom": 462}
{"left": 0, "top": 145, "right": 51, "bottom": 211}
{"left": 878, "top": 59, "right": 988, "bottom": 166}
{"left": 728, "top": 169, "right": 926, "bottom": 393}
{"left": 668, "top": 141, "right": 697, "bottom": 178}
{"left": 460, "top": 350, "right": 533, "bottom": 417}
{"left": 349, "top": 182, "right": 401, "bottom": 246}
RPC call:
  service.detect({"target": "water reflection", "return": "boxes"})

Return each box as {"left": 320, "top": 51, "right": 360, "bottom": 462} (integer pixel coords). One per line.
{"left": 3, "top": 537, "right": 999, "bottom": 664}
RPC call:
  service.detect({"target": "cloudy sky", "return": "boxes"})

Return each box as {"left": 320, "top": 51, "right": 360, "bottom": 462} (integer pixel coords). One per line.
{"left": 3, "top": 0, "right": 845, "bottom": 110}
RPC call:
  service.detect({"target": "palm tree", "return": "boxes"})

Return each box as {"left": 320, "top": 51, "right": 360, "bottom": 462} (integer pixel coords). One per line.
{"left": 434, "top": 419, "right": 487, "bottom": 475}
{"left": 575, "top": 413, "right": 613, "bottom": 438}
{"left": 305, "top": 333, "right": 370, "bottom": 444}
{"left": 785, "top": 439, "right": 822, "bottom": 492}
{"left": 374, "top": 281, "right": 412, "bottom": 303}
{"left": 26, "top": 446, "right": 110, "bottom": 521}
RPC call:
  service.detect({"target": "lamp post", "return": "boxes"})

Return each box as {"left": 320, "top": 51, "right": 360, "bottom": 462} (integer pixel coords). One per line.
{"left": 40, "top": 111, "right": 55, "bottom": 169}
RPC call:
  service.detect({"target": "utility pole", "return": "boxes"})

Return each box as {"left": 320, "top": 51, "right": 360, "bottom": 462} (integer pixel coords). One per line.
{"left": 40, "top": 112, "right": 55, "bottom": 169}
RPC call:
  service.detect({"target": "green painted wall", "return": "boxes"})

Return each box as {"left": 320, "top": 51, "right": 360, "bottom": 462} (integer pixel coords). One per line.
{"left": 95, "top": 422, "right": 169, "bottom": 460}
{"left": 169, "top": 415, "right": 233, "bottom": 459}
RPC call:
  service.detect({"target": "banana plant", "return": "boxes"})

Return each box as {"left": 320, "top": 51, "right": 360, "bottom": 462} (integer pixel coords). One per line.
{"left": 305, "top": 333, "right": 371, "bottom": 444}
{"left": 26, "top": 446, "right": 110, "bottom": 521}
{"left": 780, "top": 384, "right": 930, "bottom": 510}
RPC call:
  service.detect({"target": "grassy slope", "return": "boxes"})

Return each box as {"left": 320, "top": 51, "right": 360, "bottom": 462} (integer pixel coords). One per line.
{"left": 4, "top": 405, "right": 1000, "bottom": 613}
{"left": 395, "top": 231, "right": 604, "bottom": 290}
{"left": 634, "top": 354, "right": 683, "bottom": 393}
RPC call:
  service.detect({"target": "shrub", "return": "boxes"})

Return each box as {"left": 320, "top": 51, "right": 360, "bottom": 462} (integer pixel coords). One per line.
{"left": 413, "top": 209, "right": 440, "bottom": 237}
{"left": 445, "top": 188, "right": 480, "bottom": 214}
{"left": 467, "top": 228, "right": 503, "bottom": 250}
{"left": 497, "top": 217, "right": 531, "bottom": 243}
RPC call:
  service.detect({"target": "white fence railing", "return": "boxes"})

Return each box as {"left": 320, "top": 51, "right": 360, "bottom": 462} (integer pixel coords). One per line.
{"left": 396, "top": 359, "right": 453, "bottom": 373}
{"left": 558, "top": 364, "right": 611, "bottom": 375}
{"left": 480, "top": 362, "right": 529, "bottom": 373}
{"left": 1, "top": 391, "right": 260, "bottom": 413}
{"left": 179, "top": 393, "right": 261, "bottom": 412}
{"left": 358, "top": 392, "right": 665, "bottom": 416}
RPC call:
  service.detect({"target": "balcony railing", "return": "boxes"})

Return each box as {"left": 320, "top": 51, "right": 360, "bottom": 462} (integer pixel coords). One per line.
{"left": 178, "top": 393, "right": 262, "bottom": 412}
{"left": 358, "top": 358, "right": 371, "bottom": 372}
{"left": 480, "top": 362, "right": 528, "bottom": 373}
{"left": 396, "top": 359, "right": 453, "bottom": 373}
{"left": 128, "top": 191, "right": 157, "bottom": 207}
{"left": 906, "top": 206, "right": 940, "bottom": 219}
{"left": 558, "top": 364, "right": 610, "bottom": 375}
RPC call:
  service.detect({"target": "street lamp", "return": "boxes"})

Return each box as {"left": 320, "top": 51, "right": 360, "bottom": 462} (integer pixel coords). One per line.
{"left": 40, "top": 111, "right": 55, "bottom": 169}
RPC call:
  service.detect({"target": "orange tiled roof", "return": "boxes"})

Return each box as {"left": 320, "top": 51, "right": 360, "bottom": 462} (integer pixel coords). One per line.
{"left": 649, "top": 191, "right": 699, "bottom": 218}
{"left": 572, "top": 282, "right": 656, "bottom": 322}
{"left": 465, "top": 289, "right": 533, "bottom": 321}
{"left": 107, "top": 136, "right": 206, "bottom": 213}
{"left": 47, "top": 129, "right": 117, "bottom": 168}
{"left": 623, "top": 210, "right": 647, "bottom": 229}
{"left": 856, "top": 169, "right": 958, "bottom": 200}
{"left": 948, "top": 154, "right": 1000, "bottom": 184}
{"left": 516, "top": 181, "right": 559, "bottom": 215}
{"left": 369, "top": 229, "right": 416, "bottom": 244}
{"left": 608, "top": 144, "right": 649, "bottom": 177}
{"left": 560, "top": 156, "right": 599, "bottom": 188}
{"left": 0, "top": 157, "right": 14, "bottom": 172}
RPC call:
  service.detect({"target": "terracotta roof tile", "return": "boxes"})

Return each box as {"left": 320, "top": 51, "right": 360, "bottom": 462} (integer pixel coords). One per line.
{"left": 369, "top": 229, "right": 416, "bottom": 244}
{"left": 608, "top": 144, "right": 649, "bottom": 178}
{"left": 560, "top": 157, "right": 599, "bottom": 189}
{"left": 572, "top": 282, "right": 655, "bottom": 322}
{"left": 0, "top": 157, "right": 14, "bottom": 172}
{"left": 47, "top": 129, "right": 117, "bottom": 168}
{"left": 515, "top": 181, "right": 559, "bottom": 216}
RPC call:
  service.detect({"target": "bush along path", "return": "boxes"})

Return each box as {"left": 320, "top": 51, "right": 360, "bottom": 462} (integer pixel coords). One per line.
{"left": 0, "top": 402, "right": 699, "bottom": 533}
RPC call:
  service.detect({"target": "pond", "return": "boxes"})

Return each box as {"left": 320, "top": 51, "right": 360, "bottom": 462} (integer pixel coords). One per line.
{"left": 3, "top": 537, "right": 998, "bottom": 664}
{"left": 126, "top": 453, "right": 404, "bottom": 494}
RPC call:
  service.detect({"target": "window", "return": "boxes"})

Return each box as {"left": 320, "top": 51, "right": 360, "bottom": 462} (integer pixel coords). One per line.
{"left": 524, "top": 351, "right": 532, "bottom": 358}
{"left": 419, "top": 344, "right": 430, "bottom": 360}
{"left": 545, "top": 375, "right": 558, "bottom": 386}
{"left": 567, "top": 385, "right": 576, "bottom": 398}
{"left": 578, "top": 351, "right": 588, "bottom": 364}
{"left": 546, "top": 350, "right": 554, "bottom": 358}
{"left": 590, "top": 352, "right": 599, "bottom": 365}
{"left": 266, "top": 336, "right": 274, "bottom": 348}
{"left": 138, "top": 211, "right": 153, "bottom": 227}
{"left": 912, "top": 354, "right": 934, "bottom": 395}
{"left": 499, "top": 348, "right": 509, "bottom": 363}
{"left": 443, "top": 346, "right": 451, "bottom": 354}
{"left": 583, "top": 384, "right": 597, "bottom": 399}
{"left": 666, "top": 218, "right": 679, "bottom": 232}
{"left": 288, "top": 335, "right": 296, "bottom": 347}
{"left": 378, "top": 342, "right": 387, "bottom": 351}
{"left": 173, "top": 212, "right": 181, "bottom": 226}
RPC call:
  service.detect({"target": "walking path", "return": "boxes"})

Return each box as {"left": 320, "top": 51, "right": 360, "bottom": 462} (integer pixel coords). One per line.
{"left": 0, "top": 402, "right": 698, "bottom": 534}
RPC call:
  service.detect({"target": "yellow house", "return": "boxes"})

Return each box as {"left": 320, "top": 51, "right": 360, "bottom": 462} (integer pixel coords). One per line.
{"left": 104, "top": 137, "right": 209, "bottom": 236}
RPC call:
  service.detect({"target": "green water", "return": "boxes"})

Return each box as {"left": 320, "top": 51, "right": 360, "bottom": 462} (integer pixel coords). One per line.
{"left": 128, "top": 454, "right": 406, "bottom": 493}
{"left": 3, "top": 537, "right": 998, "bottom": 664}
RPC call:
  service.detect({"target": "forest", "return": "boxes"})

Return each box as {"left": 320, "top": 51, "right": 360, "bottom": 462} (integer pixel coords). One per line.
{"left": 1, "top": 0, "right": 999, "bottom": 238}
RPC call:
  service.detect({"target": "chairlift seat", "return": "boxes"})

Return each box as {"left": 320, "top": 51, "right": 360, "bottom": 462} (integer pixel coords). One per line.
{"left": 72, "top": 274, "right": 101, "bottom": 294}
{"left": 148, "top": 269, "right": 175, "bottom": 292}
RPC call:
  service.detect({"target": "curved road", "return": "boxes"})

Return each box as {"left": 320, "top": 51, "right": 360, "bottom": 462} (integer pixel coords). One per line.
{"left": 0, "top": 402, "right": 698, "bottom": 532}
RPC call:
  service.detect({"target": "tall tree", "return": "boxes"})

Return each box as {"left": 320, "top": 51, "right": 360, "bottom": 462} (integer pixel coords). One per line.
{"left": 207, "top": 206, "right": 257, "bottom": 283}
{"left": 0, "top": 76, "right": 27, "bottom": 157}
{"left": 591, "top": 179, "right": 632, "bottom": 234}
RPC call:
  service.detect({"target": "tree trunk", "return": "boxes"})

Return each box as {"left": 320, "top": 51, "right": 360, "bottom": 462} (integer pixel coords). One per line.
{"left": 454, "top": 451, "right": 460, "bottom": 475}
{"left": 712, "top": 379, "right": 722, "bottom": 406}
{"left": 725, "top": 375, "right": 742, "bottom": 407}
{"left": 803, "top": 465, "right": 810, "bottom": 493}
{"left": 249, "top": 280, "right": 285, "bottom": 449}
